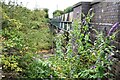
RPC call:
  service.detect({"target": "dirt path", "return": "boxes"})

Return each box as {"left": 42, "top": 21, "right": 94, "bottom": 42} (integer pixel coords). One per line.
{"left": 37, "top": 49, "right": 55, "bottom": 59}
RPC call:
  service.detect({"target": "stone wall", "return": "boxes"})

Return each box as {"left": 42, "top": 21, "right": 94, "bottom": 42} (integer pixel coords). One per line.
{"left": 91, "top": 2, "right": 120, "bottom": 33}
{"left": 91, "top": 2, "right": 119, "bottom": 23}
{"left": 73, "top": 3, "right": 82, "bottom": 19}
{"left": 73, "top": 2, "right": 91, "bottom": 20}
{"left": 75, "top": 1, "right": 120, "bottom": 40}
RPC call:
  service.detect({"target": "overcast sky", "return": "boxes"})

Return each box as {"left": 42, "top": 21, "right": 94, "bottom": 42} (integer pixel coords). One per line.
{"left": 6, "top": 0, "right": 93, "bottom": 18}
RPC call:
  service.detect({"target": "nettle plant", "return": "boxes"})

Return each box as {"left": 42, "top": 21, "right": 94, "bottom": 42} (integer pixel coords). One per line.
{"left": 54, "top": 9, "right": 116, "bottom": 79}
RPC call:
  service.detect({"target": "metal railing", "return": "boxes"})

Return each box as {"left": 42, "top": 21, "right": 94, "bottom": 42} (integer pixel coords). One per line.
{"left": 50, "top": 18, "right": 72, "bottom": 31}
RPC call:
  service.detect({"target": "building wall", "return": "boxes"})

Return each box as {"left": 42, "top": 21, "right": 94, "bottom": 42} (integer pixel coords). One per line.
{"left": 73, "top": 1, "right": 120, "bottom": 35}
{"left": 81, "top": 2, "right": 91, "bottom": 16}
{"left": 73, "top": 2, "right": 90, "bottom": 20}
{"left": 73, "top": 5, "right": 82, "bottom": 20}
{"left": 91, "top": 2, "right": 120, "bottom": 42}
{"left": 73, "top": 2, "right": 120, "bottom": 24}
{"left": 91, "top": 2, "right": 119, "bottom": 24}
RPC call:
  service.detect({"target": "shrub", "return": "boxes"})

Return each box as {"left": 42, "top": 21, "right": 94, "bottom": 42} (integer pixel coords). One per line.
{"left": 1, "top": 1, "right": 52, "bottom": 78}
{"left": 49, "top": 9, "right": 116, "bottom": 79}
{"left": 23, "top": 56, "right": 58, "bottom": 78}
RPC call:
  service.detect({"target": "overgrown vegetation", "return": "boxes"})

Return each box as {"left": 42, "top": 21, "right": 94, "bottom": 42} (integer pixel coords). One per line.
{"left": 1, "top": 1, "right": 53, "bottom": 78}
{"left": 53, "top": 10, "right": 64, "bottom": 17}
{"left": 53, "top": 6, "right": 73, "bottom": 17}
{"left": 1, "top": 0, "right": 117, "bottom": 79}
{"left": 64, "top": 6, "right": 73, "bottom": 13}
{"left": 48, "top": 10, "right": 116, "bottom": 79}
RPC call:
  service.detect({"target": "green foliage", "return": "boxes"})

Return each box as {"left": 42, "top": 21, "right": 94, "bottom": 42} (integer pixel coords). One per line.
{"left": 53, "top": 6, "right": 93, "bottom": 19}
{"left": 43, "top": 8, "right": 49, "bottom": 18}
{"left": 24, "top": 58, "right": 58, "bottom": 78}
{"left": 55, "top": 34, "right": 64, "bottom": 58}
{"left": 1, "top": 1, "right": 116, "bottom": 79}
{"left": 14, "top": 52, "right": 57, "bottom": 78}
{"left": 49, "top": 9, "right": 116, "bottom": 79}
{"left": 1, "top": 1, "right": 52, "bottom": 78}
{"left": 2, "top": 55, "right": 22, "bottom": 72}
{"left": 64, "top": 6, "right": 73, "bottom": 13}
{"left": 53, "top": 6, "right": 73, "bottom": 17}
{"left": 53, "top": 10, "right": 64, "bottom": 17}
{"left": 25, "top": 27, "right": 52, "bottom": 51}
{"left": 1, "top": 1, "right": 51, "bottom": 52}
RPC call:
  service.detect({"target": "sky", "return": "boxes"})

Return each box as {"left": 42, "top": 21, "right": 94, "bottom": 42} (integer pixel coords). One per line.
{"left": 6, "top": 0, "right": 93, "bottom": 18}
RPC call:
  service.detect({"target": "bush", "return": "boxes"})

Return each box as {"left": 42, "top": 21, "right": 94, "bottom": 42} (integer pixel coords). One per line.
{"left": 1, "top": 1, "right": 52, "bottom": 78}
{"left": 48, "top": 9, "right": 116, "bottom": 79}
{"left": 23, "top": 58, "right": 58, "bottom": 78}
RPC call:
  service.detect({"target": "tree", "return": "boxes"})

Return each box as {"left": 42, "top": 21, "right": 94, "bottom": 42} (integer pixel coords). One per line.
{"left": 64, "top": 6, "right": 73, "bottom": 13}
{"left": 53, "top": 10, "right": 64, "bottom": 17}
{"left": 43, "top": 8, "right": 49, "bottom": 18}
